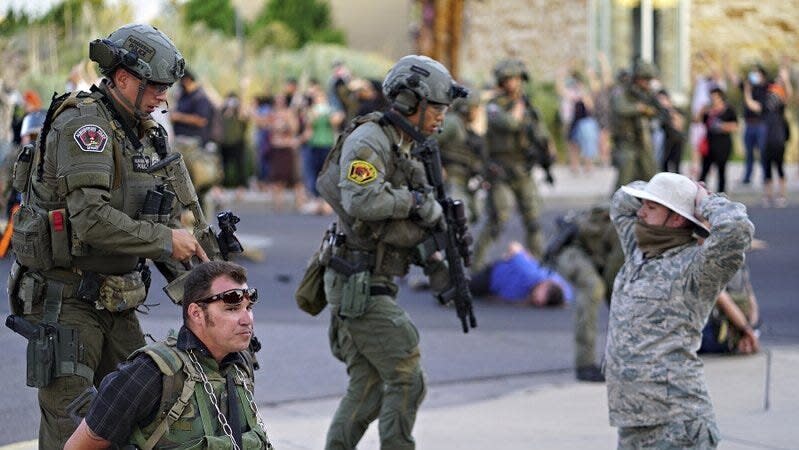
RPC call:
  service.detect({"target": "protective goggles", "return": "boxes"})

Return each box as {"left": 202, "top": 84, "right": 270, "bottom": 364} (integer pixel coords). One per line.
{"left": 127, "top": 69, "right": 172, "bottom": 93}
{"left": 426, "top": 102, "right": 449, "bottom": 114}
{"left": 197, "top": 288, "right": 258, "bottom": 306}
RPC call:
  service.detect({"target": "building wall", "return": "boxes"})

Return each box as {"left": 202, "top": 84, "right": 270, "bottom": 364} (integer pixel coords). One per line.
{"left": 690, "top": 0, "right": 799, "bottom": 74}
{"left": 459, "top": 0, "right": 590, "bottom": 84}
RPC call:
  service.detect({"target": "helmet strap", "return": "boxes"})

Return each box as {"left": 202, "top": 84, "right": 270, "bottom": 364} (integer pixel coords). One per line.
{"left": 133, "top": 79, "right": 148, "bottom": 119}
{"left": 416, "top": 98, "right": 428, "bottom": 136}
{"left": 108, "top": 74, "right": 149, "bottom": 121}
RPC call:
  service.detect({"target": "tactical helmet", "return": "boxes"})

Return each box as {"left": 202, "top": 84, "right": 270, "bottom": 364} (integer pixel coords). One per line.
{"left": 451, "top": 91, "right": 480, "bottom": 115}
{"left": 632, "top": 60, "right": 658, "bottom": 80}
{"left": 90, "top": 23, "right": 184, "bottom": 85}
{"left": 382, "top": 55, "right": 467, "bottom": 115}
{"left": 493, "top": 59, "right": 529, "bottom": 84}
{"left": 20, "top": 111, "right": 46, "bottom": 137}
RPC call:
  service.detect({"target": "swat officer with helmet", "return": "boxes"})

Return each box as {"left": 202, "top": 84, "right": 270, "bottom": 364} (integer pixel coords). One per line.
{"left": 435, "top": 92, "right": 485, "bottom": 223}
{"left": 8, "top": 23, "right": 207, "bottom": 449}
{"left": 610, "top": 59, "right": 660, "bottom": 190}
{"left": 316, "top": 55, "right": 466, "bottom": 449}
{"left": 472, "top": 58, "right": 555, "bottom": 268}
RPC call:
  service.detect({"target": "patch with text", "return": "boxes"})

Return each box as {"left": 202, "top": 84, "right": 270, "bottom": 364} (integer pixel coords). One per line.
{"left": 74, "top": 125, "right": 109, "bottom": 153}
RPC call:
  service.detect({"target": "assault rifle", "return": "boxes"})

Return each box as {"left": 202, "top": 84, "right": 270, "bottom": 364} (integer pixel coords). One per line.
{"left": 413, "top": 137, "right": 478, "bottom": 333}
{"left": 630, "top": 85, "right": 677, "bottom": 133}
{"left": 146, "top": 152, "right": 243, "bottom": 303}
{"left": 521, "top": 97, "right": 555, "bottom": 185}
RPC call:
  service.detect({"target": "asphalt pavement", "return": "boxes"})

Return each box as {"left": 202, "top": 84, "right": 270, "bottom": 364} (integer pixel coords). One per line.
{"left": 2, "top": 162, "right": 798, "bottom": 449}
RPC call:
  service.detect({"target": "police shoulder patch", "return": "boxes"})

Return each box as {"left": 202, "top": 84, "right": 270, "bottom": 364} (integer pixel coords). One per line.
{"left": 74, "top": 124, "right": 109, "bottom": 153}
{"left": 347, "top": 160, "right": 378, "bottom": 185}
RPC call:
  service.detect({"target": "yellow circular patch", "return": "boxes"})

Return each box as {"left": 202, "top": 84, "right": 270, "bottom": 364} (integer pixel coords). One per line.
{"left": 347, "top": 160, "right": 378, "bottom": 185}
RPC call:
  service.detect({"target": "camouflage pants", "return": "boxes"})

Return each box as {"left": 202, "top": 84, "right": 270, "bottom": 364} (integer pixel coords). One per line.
{"left": 617, "top": 418, "right": 720, "bottom": 449}
{"left": 613, "top": 143, "right": 657, "bottom": 191}
{"left": 473, "top": 173, "right": 542, "bottom": 269}
{"left": 324, "top": 271, "right": 426, "bottom": 450}
{"left": 23, "top": 289, "right": 145, "bottom": 450}
{"left": 554, "top": 247, "right": 606, "bottom": 368}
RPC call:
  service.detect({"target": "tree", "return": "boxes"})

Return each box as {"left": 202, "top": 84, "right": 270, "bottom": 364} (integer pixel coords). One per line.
{"left": 183, "top": 0, "right": 236, "bottom": 36}
{"left": 251, "top": 0, "right": 344, "bottom": 49}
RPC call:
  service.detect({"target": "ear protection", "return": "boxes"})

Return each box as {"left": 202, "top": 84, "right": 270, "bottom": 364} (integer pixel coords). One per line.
{"left": 390, "top": 74, "right": 422, "bottom": 116}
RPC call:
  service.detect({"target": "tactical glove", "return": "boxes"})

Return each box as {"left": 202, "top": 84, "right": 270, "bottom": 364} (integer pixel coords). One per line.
{"left": 412, "top": 190, "right": 443, "bottom": 228}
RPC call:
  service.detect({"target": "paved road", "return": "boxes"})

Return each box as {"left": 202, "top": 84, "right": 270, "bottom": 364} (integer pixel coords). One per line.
{"left": 1, "top": 201, "right": 797, "bottom": 445}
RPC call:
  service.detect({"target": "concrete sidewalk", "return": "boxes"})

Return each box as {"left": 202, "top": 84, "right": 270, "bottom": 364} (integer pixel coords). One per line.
{"left": 265, "top": 346, "right": 798, "bottom": 449}
{"left": 2, "top": 345, "right": 795, "bottom": 450}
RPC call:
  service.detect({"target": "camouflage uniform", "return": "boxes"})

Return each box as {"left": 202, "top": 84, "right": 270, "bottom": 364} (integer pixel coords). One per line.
{"left": 8, "top": 25, "right": 186, "bottom": 449}
{"left": 606, "top": 182, "right": 754, "bottom": 448}
{"left": 610, "top": 73, "right": 658, "bottom": 190}
{"left": 551, "top": 206, "right": 623, "bottom": 370}
{"left": 473, "top": 90, "right": 549, "bottom": 266}
{"left": 435, "top": 105, "right": 483, "bottom": 222}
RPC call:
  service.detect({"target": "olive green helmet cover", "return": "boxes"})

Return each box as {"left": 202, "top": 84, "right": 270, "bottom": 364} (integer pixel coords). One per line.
{"left": 95, "top": 23, "right": 185, "bottom": 85}
{"left": 382, "top": 55, "right": 466, "bottom": 115}
{"left": 493, "top": 59, "right": 530, "bottom": 84}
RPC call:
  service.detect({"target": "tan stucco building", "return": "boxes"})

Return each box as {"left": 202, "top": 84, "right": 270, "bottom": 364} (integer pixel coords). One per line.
{"left": 331, "top": 0, "right": 799, "bottom": 97}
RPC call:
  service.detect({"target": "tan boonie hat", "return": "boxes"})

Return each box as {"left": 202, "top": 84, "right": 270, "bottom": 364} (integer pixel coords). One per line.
{"left": 621, "top": 172, "right": 711, "bottom": 237}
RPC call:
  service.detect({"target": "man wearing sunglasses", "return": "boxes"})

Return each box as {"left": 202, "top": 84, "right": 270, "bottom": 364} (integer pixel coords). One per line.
{"left": 8, "top": 23, "right": 208, "bottom": 449}
{"left": 66, "top": 261, "right": 273, "bottom": 449}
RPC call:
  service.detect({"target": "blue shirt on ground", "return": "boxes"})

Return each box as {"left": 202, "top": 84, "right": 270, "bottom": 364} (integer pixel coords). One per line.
{"left": 489, "top": 253, "right": 573, "bottom": 303}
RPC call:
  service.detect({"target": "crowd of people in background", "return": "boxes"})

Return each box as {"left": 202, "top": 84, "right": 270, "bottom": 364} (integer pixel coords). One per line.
{"left": 555, "top": 52, "right": 795, "bottom": 208}
{"left": 2, "top": 52, "right": 795, "bottom": 221}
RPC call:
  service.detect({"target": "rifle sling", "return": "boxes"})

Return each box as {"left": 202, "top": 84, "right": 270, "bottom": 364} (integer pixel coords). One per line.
{"left": 381, "top": 111, "right": 427, "bottom": 144}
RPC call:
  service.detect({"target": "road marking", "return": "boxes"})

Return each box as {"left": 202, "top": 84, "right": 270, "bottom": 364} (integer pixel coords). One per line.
{"left": 0, "top": 440, "right": 37, "bottom": 450}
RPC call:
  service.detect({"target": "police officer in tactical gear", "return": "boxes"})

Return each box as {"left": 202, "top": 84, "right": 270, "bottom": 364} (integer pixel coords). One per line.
{"left": 65, "top": 261, "right": 272, "bottom": 450}
{"left": 610, "top": 59, "right": 660, "bottom": 190}
{"left": 435, "top": 92, "right": 485, "bottom": 223}
{"left": 544, "top": 205, "right": 623, "bottom": 382}
{"left": 472, "top": 58, "right": 554, "bottom": 268}
{"left": 8, "top": 23, "right": 207, "bottom": 449}
{"left": 317, "top": 55, "right": 463, "bottom": 450}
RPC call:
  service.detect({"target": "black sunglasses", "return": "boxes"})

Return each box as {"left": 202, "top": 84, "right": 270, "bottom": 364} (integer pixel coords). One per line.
{"left": 197, "top": 288, "right": 258, "bottom": 306}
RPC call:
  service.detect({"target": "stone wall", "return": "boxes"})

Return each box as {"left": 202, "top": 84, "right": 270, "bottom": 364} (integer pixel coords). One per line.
{"left": 459, "top": 0, "right": 590, "bottom": 84}
{"left": 691, "top": 0, "right": 799, "bottom": 72}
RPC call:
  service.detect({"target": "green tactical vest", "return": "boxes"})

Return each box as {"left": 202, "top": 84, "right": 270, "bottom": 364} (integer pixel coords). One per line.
{"left": 316, "top": 112, "right": 430, "bottom": 277}
{"left": 484, "top": 94, "right": 537, "bottom": 166}
{"left": 572, "top": 206, "right": 624, "bottom": 294}
{"left": 436, "top": 112, "right": 477, "bottom": 177}
{"left": 128, "top": 337, "right": 273, "bottom": 450}
{"left": 30, "top": 87, "right": 167, "bottom": 274}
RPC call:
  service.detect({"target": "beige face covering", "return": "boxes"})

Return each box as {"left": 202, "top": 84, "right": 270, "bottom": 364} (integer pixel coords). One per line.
{"left": 634, "top": 220, "right": 696, "bottom": 258}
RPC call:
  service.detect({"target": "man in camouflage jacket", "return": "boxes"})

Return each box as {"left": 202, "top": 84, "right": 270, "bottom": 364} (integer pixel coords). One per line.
{"left": 606, "top": 172, "right": 753, "bottom": 449}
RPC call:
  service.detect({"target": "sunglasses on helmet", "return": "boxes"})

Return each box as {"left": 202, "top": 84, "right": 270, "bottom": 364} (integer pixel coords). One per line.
{"left": 197, "top": 288, "right": 258, "bottom": 306}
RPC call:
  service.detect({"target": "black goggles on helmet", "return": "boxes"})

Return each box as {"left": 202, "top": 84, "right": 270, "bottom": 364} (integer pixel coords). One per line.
{"left": 197, "top": 288, "right": 258, "bottom": 306}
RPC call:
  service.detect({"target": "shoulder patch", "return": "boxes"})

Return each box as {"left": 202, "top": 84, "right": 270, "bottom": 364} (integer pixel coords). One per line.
{"left": 74, "top": 124, "right": 109, "bottom": 153}
{"left": 347, "top": 160, "right": 378, "bottom": 185}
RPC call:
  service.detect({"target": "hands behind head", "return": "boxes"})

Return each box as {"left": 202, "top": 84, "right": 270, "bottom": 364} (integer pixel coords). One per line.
{"left": 694, "top": 181, "right": 709, "bottom": 222}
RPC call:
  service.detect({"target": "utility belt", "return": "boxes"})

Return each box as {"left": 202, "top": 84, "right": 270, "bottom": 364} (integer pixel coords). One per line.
{"left": 327, "top": 241, "right": 397, "bottom": 318}
{"left": 9, "top": 262, "right": 151, "bottom": 316}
